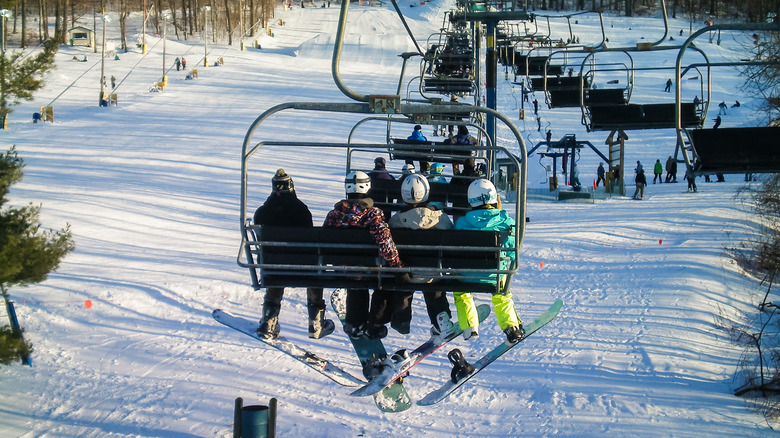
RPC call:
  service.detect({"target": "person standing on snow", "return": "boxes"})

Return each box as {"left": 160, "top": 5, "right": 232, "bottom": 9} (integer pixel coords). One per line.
{"left": 323, "top": 171, "right": 408, "bottom": 339}
{"left": 253, "top": 169, "right": 335, "bottom": 340}
{"left": 633, "top": 168, "right": 647, "bottom": 199}
{"left": 685, "top": 166, "right": 698, "bottom": 193}
{"left": 665, "top": 156, "right": 677, "bottom": 183}
{"left": 388, "top": 174, "right": 456, "bottom": 340}
{"left": 653, "top": 159, "right": 663, "bottom": 184}
{"left": 596, "top": 162, "right": 606, "bottom": 187}
{"left": 452, "top": 179, "right": 524, "bottom": 343}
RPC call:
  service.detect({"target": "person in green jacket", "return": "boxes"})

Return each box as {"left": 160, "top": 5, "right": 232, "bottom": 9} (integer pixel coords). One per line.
{"left": 453, "top": 179, "right": 524, "bottom": 343}
{"left": 653, "top": 159, "right": 663, "bottom": 184}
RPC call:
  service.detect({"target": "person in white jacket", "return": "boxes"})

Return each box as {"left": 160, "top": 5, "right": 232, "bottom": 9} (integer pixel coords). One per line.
{"left": 389, "top": 174, "right": 456, "bottom": 339}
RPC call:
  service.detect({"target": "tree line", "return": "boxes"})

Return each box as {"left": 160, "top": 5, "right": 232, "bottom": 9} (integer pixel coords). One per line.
{"left": 2, "top": 0, "right": 778, "bottom": 50}
{"left": 3, "top": 0, "right": 279, "bottom": 50}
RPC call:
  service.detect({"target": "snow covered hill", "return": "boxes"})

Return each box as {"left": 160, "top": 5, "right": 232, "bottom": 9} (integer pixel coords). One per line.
{"left": 0, "top": 1, "right": 773, "bottom": 436}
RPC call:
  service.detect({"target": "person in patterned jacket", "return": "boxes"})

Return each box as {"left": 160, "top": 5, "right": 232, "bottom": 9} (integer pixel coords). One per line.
{"left": 324, "top": 170, "right": 408, "bottom": 339}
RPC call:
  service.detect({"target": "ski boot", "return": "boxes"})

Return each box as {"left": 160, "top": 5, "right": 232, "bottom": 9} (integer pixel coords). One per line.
{"left": 257, "top": 306, "right": 280, "bottom": 340}
{"left": 448, "top": 348, "right": 474, "bottom": 383}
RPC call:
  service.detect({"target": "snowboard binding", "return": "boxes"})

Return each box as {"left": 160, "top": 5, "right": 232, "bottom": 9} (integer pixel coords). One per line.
{"left": 448, "top": 348, "right": 474, "bottom": 383}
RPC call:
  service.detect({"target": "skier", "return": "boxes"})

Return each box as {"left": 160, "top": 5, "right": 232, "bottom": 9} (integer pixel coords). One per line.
{"left": 653, "top": 159, "right": 663, "bottom": 184}
{"left": 664, "top": 78, "right": 672, "bottom": 92}
{"left": 181, "top": 58, "right": 187, "bottom": 70}
{"left": 718, "top": 101, "right": 727, "bottom": 115}
{"left": 175, "top": 57, "right": 181, "bottom": 71}
{"left": 713, "top": 115, "right": 722, "bottom": 129}
{"left": 253, "top": 169, "right": 335, "bottom": 340}
{"left": 452, "top": 179, "right": 524, "bottom": 343}
{"left": 323, "top": 171, "right": 408, "bottom": 339}
{"left": 388, "top": 174, "right": 456, "bottom": 340}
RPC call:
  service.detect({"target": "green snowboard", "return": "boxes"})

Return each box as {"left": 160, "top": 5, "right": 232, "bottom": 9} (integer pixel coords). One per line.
{"left": 330, "top": 288, "right": 411, "bottom": 413}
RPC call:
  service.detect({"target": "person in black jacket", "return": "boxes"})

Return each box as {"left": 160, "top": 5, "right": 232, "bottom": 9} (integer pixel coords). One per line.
{"left": 253, "top": 169, "right": 335, "bottom": 340}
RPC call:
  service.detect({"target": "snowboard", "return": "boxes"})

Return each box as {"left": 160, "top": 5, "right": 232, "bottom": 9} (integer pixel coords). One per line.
{"left": 330, "top": 289, "right": 412, "bottom": 413}
{"left": 350, "top": 304, "right": 491, "bottom": 397}
{"left": 417, "top": 299, "right": 563, "bottom": 406}
{"left": 212, "top": 309, "right": 364, "bottom": 387}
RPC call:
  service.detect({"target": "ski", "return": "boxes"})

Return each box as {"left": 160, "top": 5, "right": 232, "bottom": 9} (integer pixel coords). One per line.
{"left": 330, "top": 289, "right": 412, "bottom": 413}
{"left": 212, "top": 309, "right": 364, "bottom": 387}
{"left": 350, "top": 304, "right": 491, "bottom": 397}
{"left": 417, "top": 299, "right": 563, "bottom": 406}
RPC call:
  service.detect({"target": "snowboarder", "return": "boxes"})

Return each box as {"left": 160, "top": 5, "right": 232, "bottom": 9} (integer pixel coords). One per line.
{"left": 452, "top": 179, "right": 524, "bottom": 343}
{"left": 253, "top": 169, "right": 335, "bottom": 340}
{"left": 633, "top": 169, "right": 647, "bottom": 199}
{"left": 388, "top": 174, "right": 456, "bottom": 340}
{"left": 718, "top": 101, "right": 727, "bottom": 115}
{"left": 685, "top": 166, "right": 697, "bottom": 192}
{"left": 664, "top": 78, "right": 672, "bottom": 92}
{"left": 713, "top": 115, "right": 721, "bottom": 129}
{"left": 323, "top": 171, "right": 408, "bottom": 339}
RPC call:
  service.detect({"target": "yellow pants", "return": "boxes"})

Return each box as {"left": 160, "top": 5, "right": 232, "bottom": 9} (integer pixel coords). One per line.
{"left": 453, "top": 291, "right": 521, "bottom": 331}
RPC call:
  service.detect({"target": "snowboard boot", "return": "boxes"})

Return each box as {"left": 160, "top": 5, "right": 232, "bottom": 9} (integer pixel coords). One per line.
{"left": 343, "top": 322, "right": 366, "bottom": 340}
{"left": 363, "top": 355, "right": 387, "bottom": 380}
{"left": 391, "top": 320, "right": 410, "bottom": 335}
{"left": 448, "top": 348, "right": 474, "bottom": 383}
{"left": 366, "top": 323, "right": 388, "bottom": 340}
{"left": 431, "top": 312, "right": 456, "bottom": 341}
{"left": 257, "top": 306, "right": 281, "bottom": 340}
{"left": 503, "top": 324, "right": 525, "bottom": 343}
{"left": 308, "top": 307, "right": 335, "bottom": 339}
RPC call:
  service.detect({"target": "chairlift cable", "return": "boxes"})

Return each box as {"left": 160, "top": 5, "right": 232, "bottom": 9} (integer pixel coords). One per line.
{"left": 390, "top": 0, "right": 425, "bottom": 56}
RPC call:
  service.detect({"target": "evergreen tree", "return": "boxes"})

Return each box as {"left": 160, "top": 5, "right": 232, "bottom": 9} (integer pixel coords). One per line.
{"left": 0, "top": 146, "right": 74, "bottom": 365}
{"left": 0, "top": 39, "right": 57, "bottom": 129}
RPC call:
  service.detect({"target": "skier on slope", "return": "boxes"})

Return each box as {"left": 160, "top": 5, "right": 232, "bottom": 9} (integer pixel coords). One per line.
{"left": 452, "top": 179, "right": 524, "bottom": 343}
{"left": 323, "top": 171, "right": 408, "bottom": 339}
{"left": 388, "top": 174, "right": 456, "bottom": 340}
{"left": 253, "top": 169, "right": 335, "bottom": 340}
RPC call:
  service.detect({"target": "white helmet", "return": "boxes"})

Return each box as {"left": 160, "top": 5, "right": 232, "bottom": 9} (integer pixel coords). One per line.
{"left": 345, "top": 170, "right": 371, "bottom": 194}
{"left": 401, "top": 173, "right": 430, "bottom": 204}
{"left": 467, "top": 179, "right": 498, "bottom": 207}
{"left": 402, "top": 163, "right": 415, "bottom": 175}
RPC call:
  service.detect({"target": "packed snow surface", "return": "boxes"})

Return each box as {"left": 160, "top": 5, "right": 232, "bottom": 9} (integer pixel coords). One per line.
{"left": 0, "top": 1, "right": 773, "bottom": 436}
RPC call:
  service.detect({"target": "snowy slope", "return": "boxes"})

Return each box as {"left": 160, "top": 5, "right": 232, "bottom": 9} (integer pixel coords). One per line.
{"left": 0, "top": 2, "right": 772, "bottom": 436}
